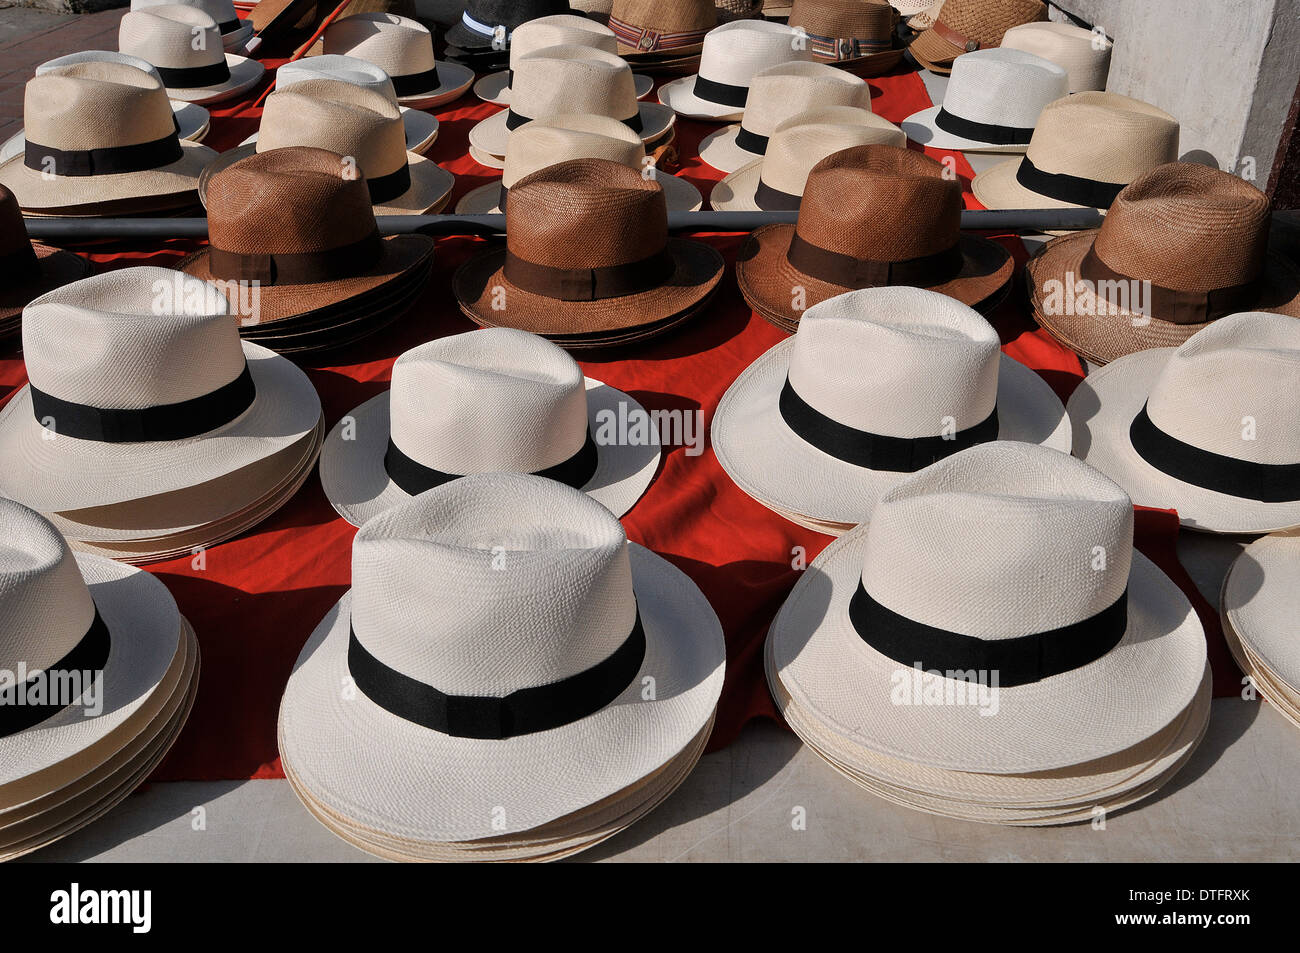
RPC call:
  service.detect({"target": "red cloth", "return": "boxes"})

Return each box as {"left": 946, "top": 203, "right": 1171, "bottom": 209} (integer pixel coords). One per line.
{"left": 0, "top": 59, "right": 1240, "bottom": 780}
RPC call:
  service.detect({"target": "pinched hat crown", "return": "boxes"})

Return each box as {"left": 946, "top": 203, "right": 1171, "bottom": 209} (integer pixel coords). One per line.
{"left": 510, "top": 46, "right": 640, "bottom": 125}
{"left": 756, "top": 106, "right": 906, "bottom": 205}
{"left": 937, "top": 47, "right": 1067, "bottom": 134}
{"left": 323, "top": 12, "right": 437, "bottom": 77}
{"left": 507, "top": 14, "right": 617, "bottom": 69}
{"left": 739, "top": 62, "right": 871, "bottom": 140}
{"left": 503, "top": 115, "right": 644, "bottom": 189}
{"left": 277, "top": 54, "right": 399, "bottom": 103}
{"left": 21, "top": 62, "right": 176, "bottom": 157}
{"left": 787, "top": 0, "right": 896, "bottom": 58}
{"left": 119, "top": 5, "right": 227, "bottom": 70}
{"left": 932, "top": 0, "right": 1047, "bottom": 54}
{"left": 696, "top": 20, "right": 811, "bottom": 90}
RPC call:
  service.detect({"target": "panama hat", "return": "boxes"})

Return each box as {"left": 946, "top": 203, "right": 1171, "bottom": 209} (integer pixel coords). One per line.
{"left": 1221, "top": 532, "right": 1300, "bottom": 725}
{"left": 272, "top": 55, "right": 439, "bottom": 154}
{"left": 0, "top": 62, "right": 217, "bottom": 216}
{"left": 909, "top": 0, "right": 1047, "bottom": 74}
{"left": 736, "top": 146, "right": 1015, "bottom": 331}
{"left": 658, "top": 20, "right": 813, "bottom": 121}
{"left": 1001, "top": 20, "right": 1111, "bottom": 92}
{"left": 198, "top": 81, "right": 454, "bottom": 215}
{"left": 708, "top": 106, "right": 905, "bottom": 211}
{"left": 321, "top": 328, "right": 662, "bottom": 526}
{"left": 972, "top": 92, "right": 1179, "bottom": 213}
{"left": 454, "top": 159, "right": 723, "bottom": 346}
{"left": 469, "top": 46, "right": 676, "bottom": 163}
{"left": 1068, "top": 312, "right": 1300, "bottom": 535}
{"left": 905, "top": 0, "right": 946, "bottom": 31}
{"left": 891, "top": 0, "right": 936, "bottom": 14}
{"left": 131, "top": 0, "right": 255, "bottom": 50}
{"left": 457, "top": 114, "right": 701, "bottom": 213}
{"left": 767, "top": 440, "right": 1207, "bottom": 773}
{"left": 278, "top": 472, "right": 725, "bottom": 846}
{"left": 1026, "top": 163, "right": 1300, "bottom": 365}
{"left": 713, "top": 287, "right": 1071, "bottom": 533}
{"left": 473, "top": 15, "right": 654, "bottom": 105}
{"left": 118, "top": 5, "right": 265, "bottom": 104}
{"left": 902, "top": 47, "right": 1067, "bottom": 153}
{"left": 322, "top": 13, "right": 475, "bottom": 108}
{"left": 608, "top": 0, "right": 715, "bottom": 62}
{"left": 786, "top": 0, "right": 907, "bottom": 76}
{"left": 698, "top": 61, "right": 870, "bottom": 173}
{"left": 445, "top": 0, "right": 571, "bottom": 50}
{"left": 0, "top": 186, "right": 92, "bottom": 335}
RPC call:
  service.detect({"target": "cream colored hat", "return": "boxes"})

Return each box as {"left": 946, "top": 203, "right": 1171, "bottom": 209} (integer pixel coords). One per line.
{"left": 199, "top": 80, "right": 454, "bottom": 215}
{"left": 130, "top": 0, "right": 254, "bottom": 50}
{"left": 767, "top": 441, "right": 1207, "bottom": 773}
{"left": 469, "top": 46, "right": 676, "bottom": 160}
{"left": 472, "top": 15, "right": 654, "bottom": 105}
{"left": 322, "top": 12, "right": 475, "bottom": 108}
{"left": 1068, "top": 312, "right": 1300, "bottom": 534}
{"left": 320, "top": 327, "right": 662, "bottom": 526}
{"left": 657, "top": 20, "right": 813, "bottom": 122}
{"left": 902, "top": 47, "right": 1067, "bottom": 153}
{"left": 972, "top": 91, "right": 1179, "bottom": 211}
{"left": 709, "top": 106, "right": 905, "bottom": 211}
{"left": 0, "top": 62, "right": 217, "bottom": 215}
{"left": 698, "top": 61, "right": 871, "bottom": 174}
{"left": 456, "top": 114, "right": 701, "bottom": 213}
{"left": 118, "top": 5, "right": 264, "bottom": 104}
{"left": 1001, "top": 20, "right": 1111, "bottom": 92}
{"left": 712, "top": 287, "right": 1071, "bottom": 532}
{"left": 1221, "top": 532, "right": 1300, "bottom": 714}
{"left": 0, "top": 267, "right": 322, "bottom": 512}
{"left": 278, "top": 472, "right": 725, "bottom": 843}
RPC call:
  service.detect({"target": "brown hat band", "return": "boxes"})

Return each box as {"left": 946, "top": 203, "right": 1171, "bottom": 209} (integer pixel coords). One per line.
{"left": 933, "top": 19, "right": 980, "bottom": 54}
{"left": 503, "top": 247, "right": 675, "bottom": 301}
{"left": 785, "top": 232, "right": 964, "bottom": 288}
{"left": 608, "top": 16, "right": 709, "bottom": 52}
{"left": 24, "top": 132, "right": 184, "bottom": 177}
{"left": 208, "top": 229, "right": 384, "bottom": 285}
{"left": 1079, "top": 245, "right": 1263, "bottom": 326}
{"left": 803, "top": 32, "right": 891, "bottom": 60}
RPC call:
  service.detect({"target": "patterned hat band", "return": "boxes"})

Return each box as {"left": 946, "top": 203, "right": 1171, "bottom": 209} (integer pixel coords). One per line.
{"left": 607, "top": 15, "right": 709, "bottom": 52}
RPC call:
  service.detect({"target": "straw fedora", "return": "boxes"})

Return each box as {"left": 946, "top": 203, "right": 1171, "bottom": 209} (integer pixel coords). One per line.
{"left": 905, "top": 0, "right": 946, "bottom": 31}
{"left": 1001, "top": 20, "right": 1111, "bottom": 92}
{"left": 909, "top": 0, "right": 1047, "bottom": 74}
{"left": 972, "top": 92, "right": 1179, "bottom": 212}
{"left": 272, "top": 55, "right": 439, "bottom": 154}
{"left": 278, "top": 472, "right": 725, "bottom": 842}
{"left": 608, "top": 0, "right": 715, "bottom": 60}
{"left": 890, "top": 0, "right": 936, "bottom": 14}
{"left": 0, "top": 185, "right": 92, "bottom": 331}
{"left": 468, "top": 46, "right": 677, "bottom": 161}
{"left": 0, "top": 266, "right": 321, "bottom": 512}
{"left": 445, "top": 0, "right": 571, "bottom": 50}
{"left": 456, "top": 114, "right": 702, "bottom": 213}
{"left": 1027, "top": 163, "right": 1300, "bottom": 365}
{"left": 766, "top": 440, "right": 1207, "bottom": 773}
{"left": 1068, "top": 311, "right": 1300, "bottom": 535}
{"left": 708, "top": 106, "right": 905, "bottom": 211}
{"left": 180, "top": 147, "right": 435, "bottom": 327}
{"left": 130, "top": 0, "right": 254, "bottom": 51}
{"left": 321, "top": 328, "right": 662, "bottom": 526}
{"left": 786, "top": 0, "right": 907, "bottom": 76}
{"left": 712, "top": 287, "right": 1071, "bottom": 532}
{"left": 658, "top": 20, "right": 813, "bottom": 121}
{"left": 322, "top": 13, "right": 475, "bottom": 108}
{"left": 901, "top": 47, "right": 1067, "bottom": 153}
{"left": 737, "top": 146, "right": 1015, "bottom": 329}
{"left": 454, "top": 158, "right": 724, "bottom": 343}
{"left": 0, "top": 62, "right": 217, "bottom": 216}
{"left": 473, "top": 15, "right": 654, "bottom": 105}
{"left": 118, "top": 5, "right": 265, "bottom": 104}
{"left": 698, "top": 61, "right": 870, "bottom": 173}
{"left": 1221, "top": 533, "right": 1300, "bottom": 714}
{"left": 198, "top": 81, "right": 454, "bottom": 215}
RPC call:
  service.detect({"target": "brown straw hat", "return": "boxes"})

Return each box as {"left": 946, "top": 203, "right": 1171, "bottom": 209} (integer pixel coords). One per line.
{"left": 737, "top": 145, "right": 1013, "bottom": 331}
{"left": 786, "top": 0, "right": 906, "bottom": 76}
{"left": 453, "top": 158, "right": 725, "bottom": 345}
{"left": 909, "top": 0, "right": 1047, "bottom": 74}
{"left": 1027, "top": 162, "right": 1300, "bottom": 365}
{"left": 609, "top": 0, "right": 716, "bottom": 61}
{"left": 178, "top": 146, "right": 434, "bottom": 328}
{"left": 0, "top": 185, "right": 92, "bottom": 333}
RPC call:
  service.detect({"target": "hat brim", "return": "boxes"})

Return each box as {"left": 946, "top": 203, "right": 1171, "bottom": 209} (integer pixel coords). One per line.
{"left": 393, "top": 62, "right": 476, "bottom": 109}
{"left": 971, "top": 155, "right": 1104, "bottom": 212}
{"left": 1068, "top": 346, "right": 1300, "bottom": 534}
{"left": 473, "top": 69, "right": 654, "bottom": 106}
{"left": 277, "top": 542, "right": 725, "bottom": 842}
{"left": 0, "top": 243, "right": 93, "bottom": 323}
{"left": 320, "top": 378, "right": 662, "bottom": 527}
{"left": 657, "top": 75, "right": 746, "bottom": 122}
{"left": 902, "top": 104, "right": 1032, "bottom": 154}
{"left": 452, "top": 237, "right": 723, "bottom": 336}
{"left": 1026, "top": 230, "right": 1300, "bottom": 365}
{"left": 696, "top": 123, "right": 762, "bottom": 174}
{"left": 768, "top": 527, "right": 1207, "bottom": 773}
{"left": 736, "top": 223, "right": 1015, "bottom": 325}
{"left": 468, "top": 102, "right": 676, "bottom": 158}
{"left": 712, "top": 337, "right": 1072, "bottom": 528}
{"left": 1222, "top": 534, "right": 1300, "bottom": 691}
{"left": 453, "top": 171, "right": 702, "bottom": 213}
{"left": 468, "top": 143, "right": 506, "bottom": 169}
{"left": 908, "top": 26, "right": 963, "bottom": 74}
{"left": 162, "top": 54, "right": 266, "bottom": 104}
{"left": 222, "top": 22, "right": 256, "bottom": 51}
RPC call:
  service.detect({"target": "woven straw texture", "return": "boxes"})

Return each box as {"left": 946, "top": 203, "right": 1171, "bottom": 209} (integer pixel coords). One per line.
{"left": 1000, "top": 20, "right": 1111, "bottom": 92}
{"left": 910, "top": 0, "right": 1047, "bottom": 70}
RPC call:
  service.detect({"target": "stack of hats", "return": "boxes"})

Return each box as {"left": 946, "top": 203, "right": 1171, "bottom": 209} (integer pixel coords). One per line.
{"left": 278, "top": 473, "right": 726, "bottom": 861}
{"left": 786, "top": 0, "right": 906, "bottom": 77}
{"left": 131, "top": 0, "right": 255, "bottom": 52}
{"left": 322, "top": 12, "right": 475, "bottom": 109}
{"left": 766, "top": 442, "right": 1211, "bottom": 825}
{"left": 1000, "top": 19, "right": 1112, "bottom": 92}
{"left": 453, "top": 158, "right": 724, "bottom": 348}
{"left": 607, "top": 0, "right": 717, "bottom": 74}
{"left": 443, "top": 0, "right": 570, "bottom": 71}
{"left": 0, "top": 185, "right": 92, "bottom": 344}
{"left": 0, "top": 500, "right": 200, "bottom": 860}
{"left": 0, "top": 267, "right": 323, "bottom": 564}
{"left": 118, "top": 4, "right": 265, "bottom": 104}
{"left": 180, "top": 147, "right": 436, "bottom": 354}
{"left": 908, "top": 0, "right": 1047, "bottom": 74}
{"left": 713, "top": 287, "right": 1069, "bottom": 534}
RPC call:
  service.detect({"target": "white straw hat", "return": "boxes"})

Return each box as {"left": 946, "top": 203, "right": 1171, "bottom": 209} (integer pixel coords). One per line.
{"left": 278, "top": 473, "right": 725, "bottom": 842}
{"left": 657, "top": 20, "right": 813, "bottom": 122}
{"left": 1001, "top": 20, "right": 1111, "bottom": 92}
{"left": 118, "top": 5, "right": 264, "bottom": 104}
{"left": 1067, "top": 311, "right": 1300, "bottom": 534}
{"left": 320, "top": 327, "right": 662, "bottom": 526}
{"left": 0, "top": 267, "right": 322, "bottom": 512}
{"left": 902, "top": 47, "right": 1067, "bottom": 153}
{"left": 1221, "top": 532, "right": 1300, "bottom": 707}
{"left": 767, "top": 441, "right": 1208, "bottom": 773}
{"left": 130, "top": 0, "right": 254, "bottom": 50}
{"left": 712, "top": 287, "right": 1071, "bottom": 531}
{"left": 708, "top": 106, "right": 905, "bottom": 211}
{"left": 322, "top": 12, "right": 475, "bottom": 109}
{"left": 698, "top": 61, "right": 871, "bottom": 173}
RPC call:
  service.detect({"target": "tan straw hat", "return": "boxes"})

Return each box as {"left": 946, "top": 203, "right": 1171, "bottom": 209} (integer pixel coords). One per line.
{"left": 1221, "top": 532, "right": 1300, "bottom": 723}
{"left": 786, "top": 0, "right": 906, "bottom": 76}
{"left": 322, "top": 12, "right": 475, "bottom": 108}
{"left": 131, "top": 0, "right": 255, "bottom": 50}
{"left": 1001, "top": 19, "right": 1111, "bottom": 91}
{"left": 608, "top": 0, "right": 716, "bottom": 59}
{"left": 118, "top": 4, "right": 264, "bottom": 104}
{"left": 909, "top": 0, "right": 1047, "bottom": 74}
